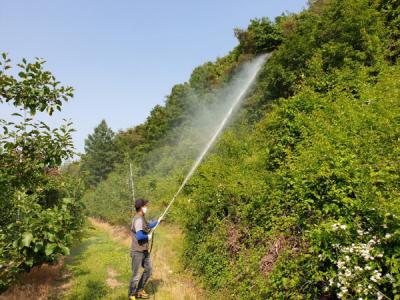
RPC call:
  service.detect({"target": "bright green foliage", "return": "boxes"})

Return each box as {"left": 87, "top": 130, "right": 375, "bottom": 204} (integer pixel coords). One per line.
{"left": 0, "top": 54, "right": 85, "bottom": 291}
{"left": 83, "top": 0, "right": 400, "bottom": 298}
{"left": 81, "top": 120, "right": 119, "bottom": 187}
{"left": 0, "top": 53, "right": 73, "bottom": 115}
{"left": 234, "top": 17, "right": 283, "bottom": 55}
{"left": 183, "top": 65, "right": 400, "bottom": 299}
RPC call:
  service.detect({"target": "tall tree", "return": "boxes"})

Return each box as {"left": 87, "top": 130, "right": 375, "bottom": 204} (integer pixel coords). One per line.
{"left": 0, "top": 53, "right": 84, "bottom": 290}
{"left": 81, "top": 120, "right": 118, "bottom": 187}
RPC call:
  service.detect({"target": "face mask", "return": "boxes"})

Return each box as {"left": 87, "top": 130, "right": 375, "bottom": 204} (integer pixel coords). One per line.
{"left": 142, "top": 207, "right": 148, "bottom": 214}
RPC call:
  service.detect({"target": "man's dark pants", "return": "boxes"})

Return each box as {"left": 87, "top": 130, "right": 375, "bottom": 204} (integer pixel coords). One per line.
{"left": 128, "top": 250, "right": 152, "bottom": 297}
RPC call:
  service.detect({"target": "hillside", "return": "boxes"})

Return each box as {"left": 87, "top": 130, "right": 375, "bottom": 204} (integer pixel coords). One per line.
{"left": 81, "top": 0, "right": 400, "bottom": 299}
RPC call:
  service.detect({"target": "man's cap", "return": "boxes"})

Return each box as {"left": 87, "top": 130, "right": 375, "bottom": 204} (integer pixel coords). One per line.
{"left": 135, "top": 199, "right": 149, "bottom": 210}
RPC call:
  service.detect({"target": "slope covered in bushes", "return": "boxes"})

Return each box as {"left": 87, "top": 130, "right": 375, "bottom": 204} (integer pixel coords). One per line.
{"left": 82, "top": 0, "right": 400, "bottom": 298}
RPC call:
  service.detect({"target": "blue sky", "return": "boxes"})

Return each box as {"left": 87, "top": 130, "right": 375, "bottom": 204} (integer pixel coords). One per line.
{"left": 1, "top": 0, "right": 307, "bottom": 153}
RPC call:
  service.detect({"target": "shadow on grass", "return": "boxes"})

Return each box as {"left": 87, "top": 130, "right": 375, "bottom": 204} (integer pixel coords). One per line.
{"left": 63, "top": 226, "right": 105, "bottom": 272}
{"left": 147, "top": 278, "right": 164, "bottom": 295}
{"left": 60, "top": 226, "right": 112, "bottom": 299}
{"left": 65, "top": 280, "right": 108, "bottom": 300}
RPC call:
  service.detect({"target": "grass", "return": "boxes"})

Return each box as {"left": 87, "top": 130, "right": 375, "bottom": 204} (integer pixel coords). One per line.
{"left": 61, "top": 221, "right": 131, "bottom": 300}
{"left": 61, "top": 219, "right": 210, "bottom": 300}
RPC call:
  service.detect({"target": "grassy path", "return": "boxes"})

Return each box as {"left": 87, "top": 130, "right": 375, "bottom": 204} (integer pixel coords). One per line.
{"left": 61, "top": 219, "right": 131, "bottom": 299}
{"left": 61, "top": 218, "right": 208, "bottom": 300}
{"left": 1, "top": 219, "right": 209, "bottom": 300}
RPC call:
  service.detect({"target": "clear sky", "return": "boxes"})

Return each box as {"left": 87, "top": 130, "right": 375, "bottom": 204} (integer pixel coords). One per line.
{"left": 1, "top": 0, "right": 308, "bottom": 154}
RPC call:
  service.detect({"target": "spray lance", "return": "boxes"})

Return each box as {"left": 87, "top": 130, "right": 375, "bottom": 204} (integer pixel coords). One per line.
{"left": 129, "top": 163, "right": 135, "bottom": 217}
{"left": 149, "top": 54, "right": 268, "bottom": 236}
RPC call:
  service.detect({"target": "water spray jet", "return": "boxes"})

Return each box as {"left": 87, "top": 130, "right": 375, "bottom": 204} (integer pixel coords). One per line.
{"left": 152, "top": 54, "right": 269, "bottom": 232}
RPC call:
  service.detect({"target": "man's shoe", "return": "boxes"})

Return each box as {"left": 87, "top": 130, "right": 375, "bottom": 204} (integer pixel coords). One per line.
{"left": 136, "top": 289, "right": 150, "bottom": 299}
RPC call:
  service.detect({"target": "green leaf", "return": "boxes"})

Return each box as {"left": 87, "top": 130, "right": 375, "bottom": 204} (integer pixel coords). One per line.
{"left": 21, "top": 232, "right": 33, "bottom": 247}
{"left": 34, "top": 241, "right": 43, "bottom": 253}
{"left": 60, "top": 245, "right": 70, "bottom": 255}
{"left": 63, "top": 198, "right": 72, "bottom": 204}
{"left": 45, "top": 243, "right": 57, "bottom": 256}
{"left": 25, "top": 257, "right": 33, "bottom": 267}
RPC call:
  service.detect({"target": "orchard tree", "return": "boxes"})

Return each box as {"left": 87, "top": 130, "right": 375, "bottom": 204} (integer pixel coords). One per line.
{"left": 0, "top": 52, "right": 75, "bottom": 215}
{"left": 0, "top": 53, "right": 84, "bottom": 290}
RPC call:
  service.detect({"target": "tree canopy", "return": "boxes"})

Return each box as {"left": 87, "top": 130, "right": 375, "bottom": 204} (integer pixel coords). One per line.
{"left": 0, "top": 54, "right": 84, "bottom": 291}
{"left": 81, "top": 119, "right": 119, "bottom": 187}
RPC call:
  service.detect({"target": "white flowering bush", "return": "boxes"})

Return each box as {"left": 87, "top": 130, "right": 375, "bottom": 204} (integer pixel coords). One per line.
{"left": 312, "top": 212, "right": 399, "bottom": 299}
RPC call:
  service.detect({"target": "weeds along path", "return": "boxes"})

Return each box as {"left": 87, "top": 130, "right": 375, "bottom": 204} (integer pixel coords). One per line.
{"left": 62, "top": 218, "right": 208, "bottom": 300}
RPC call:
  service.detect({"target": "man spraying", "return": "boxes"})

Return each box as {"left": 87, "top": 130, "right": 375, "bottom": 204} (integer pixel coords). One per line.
{"left": 128, "top": 199, "right": 161, "bottom": 300}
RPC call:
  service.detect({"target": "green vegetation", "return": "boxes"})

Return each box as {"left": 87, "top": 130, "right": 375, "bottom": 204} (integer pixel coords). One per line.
{"left": 62, "top": 222, "right": 130, "bottom": 300}
{"left": 0, "top": 54, "right": 85, "bottom": 291}
{"left": 63, "top": 220, "right": 209, "bottom": 300}
{"left": 183, "top": 65, "right": 400, "bottom": 299}
{"left": 2, "top": 0, "right": 398, "bottom": 298}
{"left": 81, "top": 120, "right": 119, "bottom": 188}
{"left": 80, "top": 0, "right": 400, "bottom": 298}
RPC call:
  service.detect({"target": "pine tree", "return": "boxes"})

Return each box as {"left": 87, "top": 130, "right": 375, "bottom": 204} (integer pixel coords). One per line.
{"left": 81, "top": 120, "right": 118, "bottom": 187}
